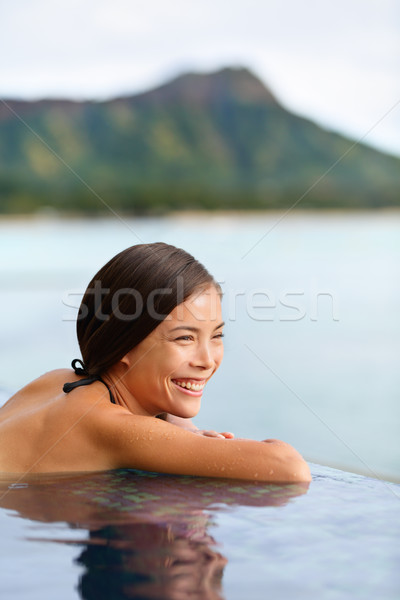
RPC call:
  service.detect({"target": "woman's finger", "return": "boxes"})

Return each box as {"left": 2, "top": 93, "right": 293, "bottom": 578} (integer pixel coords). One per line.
{"left": 196, "top": 430, "right": 225, "bottom": 438}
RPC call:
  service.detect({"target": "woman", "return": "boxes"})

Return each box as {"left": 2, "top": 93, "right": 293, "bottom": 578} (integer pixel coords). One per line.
{"left": 0, "top": 243, "right": 310, "bottom": 482}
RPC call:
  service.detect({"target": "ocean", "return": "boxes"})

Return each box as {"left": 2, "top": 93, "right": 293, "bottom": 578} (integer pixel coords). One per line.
{"left": 1, "top": 211, "right": 399, "bottom": 481}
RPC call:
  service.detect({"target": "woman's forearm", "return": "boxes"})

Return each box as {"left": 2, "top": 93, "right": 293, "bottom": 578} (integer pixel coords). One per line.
{"left": 110, "top": 415, "right": 311, "bottom": 483}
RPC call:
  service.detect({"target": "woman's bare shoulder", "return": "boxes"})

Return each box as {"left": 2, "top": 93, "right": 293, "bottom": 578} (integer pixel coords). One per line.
{"left": 13, "top": 369, "right": 75, "bottom": 393}
{"left": 33, "top": 368, "right": 77, "bottom": 385}
{"left": 4, "top": 369, "right": 112, "bottom": 417}
{"left": 2, "top": 370, "right": 75, "bottom": 408}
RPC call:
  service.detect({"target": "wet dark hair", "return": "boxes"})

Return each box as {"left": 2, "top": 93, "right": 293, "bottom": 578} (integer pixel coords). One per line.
{"left": 77, "top": 242, "right": 219, "bottom": 376}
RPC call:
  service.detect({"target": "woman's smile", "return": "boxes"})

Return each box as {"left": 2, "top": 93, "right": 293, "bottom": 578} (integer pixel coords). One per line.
{"left": 171, "top": 378, "right": 207, "bottom": 396}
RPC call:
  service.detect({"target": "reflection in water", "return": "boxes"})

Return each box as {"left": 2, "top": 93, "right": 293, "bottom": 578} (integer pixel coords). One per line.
{"left": 0, "top": 470, "right": 308, "bottom": 599}
{"left": 78, "top": 522, "right": 226, "bottom": 600}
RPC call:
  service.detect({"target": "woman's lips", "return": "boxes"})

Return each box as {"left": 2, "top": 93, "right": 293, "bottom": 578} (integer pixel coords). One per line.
{"left": 171, "top": 378, "right": 206, "bottom": 396}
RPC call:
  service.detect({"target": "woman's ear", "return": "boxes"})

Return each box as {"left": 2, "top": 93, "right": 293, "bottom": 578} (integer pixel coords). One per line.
{"left": 119, "top": 353, "right": 131, "bottom": 368}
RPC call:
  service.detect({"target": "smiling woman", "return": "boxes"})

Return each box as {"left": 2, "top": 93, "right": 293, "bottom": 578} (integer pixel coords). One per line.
{"left": 0, "top": 243, "right": 310, "bottom": 482}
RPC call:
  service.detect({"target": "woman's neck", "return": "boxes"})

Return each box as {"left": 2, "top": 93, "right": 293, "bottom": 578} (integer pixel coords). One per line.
{"left": 101, "top": 370, "right": 154, "bottom": 417}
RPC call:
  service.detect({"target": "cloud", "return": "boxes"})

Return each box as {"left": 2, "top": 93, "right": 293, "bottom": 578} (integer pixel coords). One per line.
{"left": 0, "top": 0, "right": 399, "bottom": 155}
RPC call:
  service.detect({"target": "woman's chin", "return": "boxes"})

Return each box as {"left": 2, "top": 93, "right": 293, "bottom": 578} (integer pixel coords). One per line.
{"left": 174, "top": 402, "right": 201, "bottom": 420}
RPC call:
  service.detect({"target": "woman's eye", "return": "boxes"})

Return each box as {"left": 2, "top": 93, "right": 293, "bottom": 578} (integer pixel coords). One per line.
{"left": 174, "top": 332, "right": 224, "bottom": 341}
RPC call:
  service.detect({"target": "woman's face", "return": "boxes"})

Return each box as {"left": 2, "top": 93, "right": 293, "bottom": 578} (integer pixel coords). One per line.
{"left": 119, "top": 285, "right": 224, "bottom": 418}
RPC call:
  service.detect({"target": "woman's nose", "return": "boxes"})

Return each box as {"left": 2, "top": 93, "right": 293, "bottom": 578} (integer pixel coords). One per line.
{"left": 191, "top": 343, "right": 214, "bottom": 370}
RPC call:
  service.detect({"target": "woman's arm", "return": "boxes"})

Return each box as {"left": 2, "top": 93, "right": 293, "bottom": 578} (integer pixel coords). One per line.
{"left": 101, "top": 412, "right": 311, "bottom": 483}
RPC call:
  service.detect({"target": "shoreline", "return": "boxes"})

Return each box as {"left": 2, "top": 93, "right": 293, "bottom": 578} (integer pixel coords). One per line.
{"left": 1, "top": 206, "right": 400, "bottom": 223}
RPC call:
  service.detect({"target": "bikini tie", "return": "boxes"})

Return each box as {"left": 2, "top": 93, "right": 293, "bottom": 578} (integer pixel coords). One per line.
{"left": 71, "top": 358, "right": 89, "bottom": 376}
{"left": 62, "top": 359, "right": 101, "bottom": 394}
{"left": 63, "top": 358, "right": 162, "bottom": 411}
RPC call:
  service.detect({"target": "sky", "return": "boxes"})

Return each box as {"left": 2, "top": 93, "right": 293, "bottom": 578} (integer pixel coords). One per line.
{"left": 0, "top": 0, "right": 399, "bottom": 157}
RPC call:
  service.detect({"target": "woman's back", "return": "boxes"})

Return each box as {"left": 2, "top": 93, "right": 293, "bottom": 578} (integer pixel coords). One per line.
{"left": 0, "top": 370, "right": 117, "bottom": 473}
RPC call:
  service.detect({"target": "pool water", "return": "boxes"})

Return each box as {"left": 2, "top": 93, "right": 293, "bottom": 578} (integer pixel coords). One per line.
{"left": 1, "top": 464, "right": 399, "bottom": 599}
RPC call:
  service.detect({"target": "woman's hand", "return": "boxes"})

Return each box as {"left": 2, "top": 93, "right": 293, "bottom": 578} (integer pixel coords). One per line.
{"left": 193, "top": 430, "right": 234, "bottom": 439}
{"left": 162, "top": 414, "right": 234, "bottom": 439}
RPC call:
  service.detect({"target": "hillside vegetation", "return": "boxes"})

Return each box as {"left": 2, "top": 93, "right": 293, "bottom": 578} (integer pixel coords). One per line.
{"left": 0, "top": 67, "right": 399, "bottom": 214}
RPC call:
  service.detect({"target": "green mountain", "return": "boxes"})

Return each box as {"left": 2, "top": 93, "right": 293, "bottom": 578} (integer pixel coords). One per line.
{"left": 0, "top": 67, "right": 399, "bottom": 213}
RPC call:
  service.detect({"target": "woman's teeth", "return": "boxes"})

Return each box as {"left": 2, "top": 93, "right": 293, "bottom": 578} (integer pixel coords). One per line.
{"left": 174, "top": 380, "right": 205, "bottom": 392}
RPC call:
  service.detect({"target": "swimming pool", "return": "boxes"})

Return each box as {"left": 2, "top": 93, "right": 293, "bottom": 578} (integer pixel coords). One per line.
{"left": 1, "top": 463, "right": 399, "bottom": 599}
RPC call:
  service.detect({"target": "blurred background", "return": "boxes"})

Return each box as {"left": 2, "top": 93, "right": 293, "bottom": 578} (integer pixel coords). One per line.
{"left": 0, "top": 0, "right": 399, "bottom": 481}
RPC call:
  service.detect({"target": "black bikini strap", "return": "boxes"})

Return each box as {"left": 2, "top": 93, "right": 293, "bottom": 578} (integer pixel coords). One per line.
{"left": 63, "top": 377, "right": 100, "bottom": 394}
{"left": 63, "top": 359, "right": 116, "bottom": 404}
{"left": 71, "top": 358, "right": 89, "bottom": 376}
